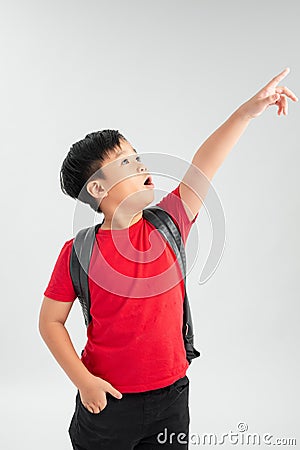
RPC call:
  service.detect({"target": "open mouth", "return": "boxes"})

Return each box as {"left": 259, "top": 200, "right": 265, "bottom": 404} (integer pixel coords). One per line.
{"left": 143, "top": 175, "right": 154, "bottom": 187}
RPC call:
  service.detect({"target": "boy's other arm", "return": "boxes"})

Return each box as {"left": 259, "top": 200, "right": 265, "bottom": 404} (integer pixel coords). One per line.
{"left": 38, "top": 296, "right": 92, "bottom": 390}
{"left": 38, "top": 296, "right": 122, "bottom": 413}
{"left": 179, "top": 68, "right": 298, "bottom": 221}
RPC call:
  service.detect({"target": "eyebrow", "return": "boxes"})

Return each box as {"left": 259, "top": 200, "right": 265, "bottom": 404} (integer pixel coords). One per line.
{"left": 115, "top": 147, "right": 138, "bottom": 157}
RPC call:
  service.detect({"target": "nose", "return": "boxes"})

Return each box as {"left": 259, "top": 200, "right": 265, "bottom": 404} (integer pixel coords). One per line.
{"left": 137, "top": 164, "right": 147, "bottom": 173}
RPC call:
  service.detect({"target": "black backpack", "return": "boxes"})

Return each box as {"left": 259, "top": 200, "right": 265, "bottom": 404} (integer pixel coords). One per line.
{"left": 70, "top": 205, "right": 200, "bottom": 365}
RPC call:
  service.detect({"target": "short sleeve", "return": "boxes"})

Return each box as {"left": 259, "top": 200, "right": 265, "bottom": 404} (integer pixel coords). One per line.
{"left": 155, "top": 184, "right": 198, "bottom": 245}
{"left": 43, "top": 238, "right": 77, "bottom": 302}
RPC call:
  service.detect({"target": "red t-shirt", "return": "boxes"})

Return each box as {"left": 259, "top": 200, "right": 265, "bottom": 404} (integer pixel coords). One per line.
{"left": 44, "top": 184, "right": 198, "bottom": 393}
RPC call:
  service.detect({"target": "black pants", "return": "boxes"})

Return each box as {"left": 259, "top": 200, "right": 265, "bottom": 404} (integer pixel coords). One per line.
{"left": 68, "top": 375, "right": 190, "bottom": 449}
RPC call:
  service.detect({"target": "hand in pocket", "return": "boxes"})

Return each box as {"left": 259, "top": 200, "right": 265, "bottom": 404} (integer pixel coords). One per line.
{"left": 79, "top": 374, "right": 123, "bottom": 414}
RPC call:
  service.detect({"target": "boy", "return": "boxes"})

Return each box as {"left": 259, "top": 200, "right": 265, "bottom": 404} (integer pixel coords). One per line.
{"left": 39, "top": 68, "right": 297, "bottom": 449}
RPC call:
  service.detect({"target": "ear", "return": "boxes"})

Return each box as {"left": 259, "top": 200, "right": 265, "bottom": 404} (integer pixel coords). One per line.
{"left": 86, "top": 179, "right": 108, "bottom": 202}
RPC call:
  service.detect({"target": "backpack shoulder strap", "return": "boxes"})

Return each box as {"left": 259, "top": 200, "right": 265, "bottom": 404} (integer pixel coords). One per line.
{"left": 143, "top": 206, "right": 186, "bottom": 279}
{"left": 143, "top": 206, "right": 201, "bottom": 364}
{"left": 70, "top": 224, "right": 100, "bottom": 326}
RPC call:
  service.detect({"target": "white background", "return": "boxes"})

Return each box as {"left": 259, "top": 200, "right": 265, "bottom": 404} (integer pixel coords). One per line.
{"left": 1, "top": 0, "right": 299, "bottom": 448}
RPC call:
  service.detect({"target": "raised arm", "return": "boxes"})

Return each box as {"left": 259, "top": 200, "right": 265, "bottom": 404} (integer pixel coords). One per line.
{"left": 179, "top": 68, "right": 298, "bottom": 221}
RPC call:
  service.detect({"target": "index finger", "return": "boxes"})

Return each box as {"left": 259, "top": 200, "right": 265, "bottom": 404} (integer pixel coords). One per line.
{"left": 265, "top": 67, "right": 290, "bottom": 89}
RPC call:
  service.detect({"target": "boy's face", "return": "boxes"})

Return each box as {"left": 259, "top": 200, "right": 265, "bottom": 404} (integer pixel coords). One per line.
{"left": 87, "top": 139, "right": 154, "bottom": 215}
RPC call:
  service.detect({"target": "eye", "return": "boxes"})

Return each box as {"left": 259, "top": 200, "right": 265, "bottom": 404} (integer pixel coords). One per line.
{"left": 121, "top": 155, "right": 142, "bottom": 165}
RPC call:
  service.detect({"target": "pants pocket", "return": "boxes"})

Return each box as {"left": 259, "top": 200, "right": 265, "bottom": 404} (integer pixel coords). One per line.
{"left": 173, "top": 375, "right": 189, "bottom": 394}
{"left": 77, "top": 390, "right": 112, "bottom": 417}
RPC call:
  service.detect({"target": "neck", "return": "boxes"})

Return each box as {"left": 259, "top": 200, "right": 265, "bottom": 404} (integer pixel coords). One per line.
{"left": 100, "top": 211, "right": 143, "bottom": 230}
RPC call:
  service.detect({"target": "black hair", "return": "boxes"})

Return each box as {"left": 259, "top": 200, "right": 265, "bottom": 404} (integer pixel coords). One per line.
{"left": 60, "top": 129, "right": 127, "bottom": 213}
